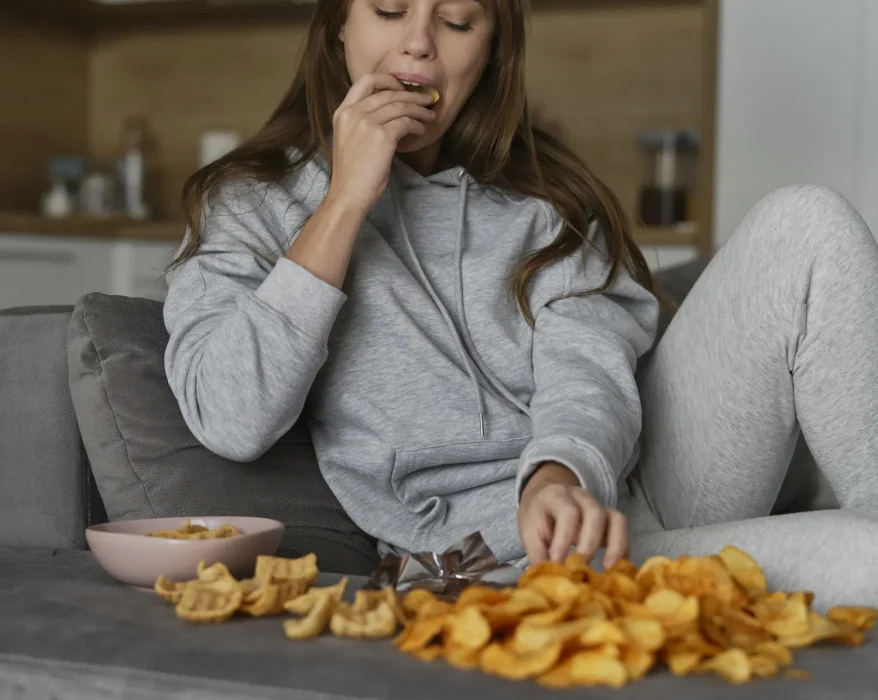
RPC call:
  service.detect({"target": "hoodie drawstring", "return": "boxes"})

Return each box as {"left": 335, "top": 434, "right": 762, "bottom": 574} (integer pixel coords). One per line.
{"left": 392, "top": 176, "right": 487, "bottom": 437}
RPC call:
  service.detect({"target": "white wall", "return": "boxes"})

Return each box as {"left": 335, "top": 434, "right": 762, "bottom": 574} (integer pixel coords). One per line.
{"left": 714, "top": 0, "right": 878, "bottom": 245}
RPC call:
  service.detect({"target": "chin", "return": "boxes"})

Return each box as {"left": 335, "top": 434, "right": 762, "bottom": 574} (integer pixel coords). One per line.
{"left": 395, "top": 132, "right": 441, "bottom": 154}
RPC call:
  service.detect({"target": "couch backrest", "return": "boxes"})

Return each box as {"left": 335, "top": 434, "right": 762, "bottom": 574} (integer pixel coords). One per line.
{"left": 0, "top": 306, "right": 105, "bottom": 549}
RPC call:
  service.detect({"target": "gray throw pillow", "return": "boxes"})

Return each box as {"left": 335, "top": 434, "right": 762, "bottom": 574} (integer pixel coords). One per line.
{"left": 67, "top": 293, "right": 379, "bottom": 575}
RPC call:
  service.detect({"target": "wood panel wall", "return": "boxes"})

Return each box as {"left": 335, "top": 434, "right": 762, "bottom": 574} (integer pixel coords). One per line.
{"left": 87, "top": 3, "right": 704, "bottom": 222}
{"left": 0, "top": 13, "right": 89, "bottom": 211}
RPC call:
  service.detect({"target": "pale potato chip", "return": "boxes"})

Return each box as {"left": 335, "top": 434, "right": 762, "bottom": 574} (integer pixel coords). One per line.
{"left": 154, "top": 575, "right": 187, "bottom": 604}
{"left": 254, "top": 553, "right": 318, "bottom": 586}
{"left": 283, "top": 578, "right": 348, "bottom": 615}
{"left": 329, "top": 601, "right": 399, "bottom": 639}
{"left": 284, "top": 593, "right": 336, "bottom": 640}
{"left": 175, "top": 579, "right": 242, "bottom": 624}
{"left": 241, "top": 579, "right": 309, "bottom": 617}
{"left": 196, "top": 561, "right": 234, "bottom": 583}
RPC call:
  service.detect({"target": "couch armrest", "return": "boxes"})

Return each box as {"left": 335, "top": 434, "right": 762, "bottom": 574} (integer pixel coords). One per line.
{"left": 0, "top": 306, "right": 91, "bottom": 549}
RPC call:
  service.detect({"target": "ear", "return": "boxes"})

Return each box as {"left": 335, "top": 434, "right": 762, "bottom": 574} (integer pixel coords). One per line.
{"left": 338, "top": 23, "right": 345, "bottom": 43}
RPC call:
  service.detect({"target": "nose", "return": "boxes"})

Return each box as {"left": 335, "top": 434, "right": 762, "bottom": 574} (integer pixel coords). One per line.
{"left": 399, "top": 18, "right": 435, "bottom": 61}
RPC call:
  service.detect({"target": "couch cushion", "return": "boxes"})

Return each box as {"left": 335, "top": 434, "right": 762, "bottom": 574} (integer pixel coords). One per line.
{"left": 66, "top": 293, "right": 378, "bottom": 575}
{"left": 0, "top": 306, "right": 89, "bottom": 550}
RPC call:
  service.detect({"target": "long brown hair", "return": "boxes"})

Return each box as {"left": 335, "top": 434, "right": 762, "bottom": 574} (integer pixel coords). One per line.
{"left": 173, "top": 0, "right": 661, "bottom": 327}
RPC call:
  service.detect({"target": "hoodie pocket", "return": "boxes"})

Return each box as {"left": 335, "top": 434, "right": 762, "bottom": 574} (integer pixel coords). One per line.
{"left": 391, "top": 436, "right": 531, "bottom": 529}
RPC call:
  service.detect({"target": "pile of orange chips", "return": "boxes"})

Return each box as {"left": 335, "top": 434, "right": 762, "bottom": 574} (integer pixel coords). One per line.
{"left": 392, "top": 546, "right": 878, "bottom": 687}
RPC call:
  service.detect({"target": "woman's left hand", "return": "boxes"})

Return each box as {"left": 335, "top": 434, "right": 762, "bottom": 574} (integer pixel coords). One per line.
{"left": 517, "top": 462, "right": 628, "bottom": 568}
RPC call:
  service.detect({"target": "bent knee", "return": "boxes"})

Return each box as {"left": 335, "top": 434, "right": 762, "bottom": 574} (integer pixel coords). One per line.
{"left": 742, "top": 184, "right": 871, "bottom": 250}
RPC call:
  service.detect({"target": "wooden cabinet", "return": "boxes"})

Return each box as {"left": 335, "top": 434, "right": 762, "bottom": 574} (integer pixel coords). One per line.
{"left": 0, "top": 233, "right": 176, "bottom": 308}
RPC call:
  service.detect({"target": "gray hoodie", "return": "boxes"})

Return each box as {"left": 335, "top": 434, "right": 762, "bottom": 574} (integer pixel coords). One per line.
{"left": 163, "top": 152, "right": 658, "bottom": 563}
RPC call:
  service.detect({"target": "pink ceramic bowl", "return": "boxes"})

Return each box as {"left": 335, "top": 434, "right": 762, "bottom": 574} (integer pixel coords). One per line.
{"left": 85, "top": 516, "right": 285, "bottom": 589}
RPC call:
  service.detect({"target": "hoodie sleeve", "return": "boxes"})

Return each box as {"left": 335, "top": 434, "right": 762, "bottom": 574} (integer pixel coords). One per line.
{"left": 162, "top": 176, "right": 346, "bottom": 462}
{"left": 515, "top": 206, "right": 659, "bottom": 508}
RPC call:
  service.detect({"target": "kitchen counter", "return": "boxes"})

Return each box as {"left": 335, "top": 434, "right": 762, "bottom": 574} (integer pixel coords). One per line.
{"left": 0, "top": 213, "right": 186, "bottom": 243}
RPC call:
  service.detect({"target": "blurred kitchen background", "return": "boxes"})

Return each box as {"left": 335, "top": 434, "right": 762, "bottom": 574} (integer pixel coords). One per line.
{"left": 1, "top": 0, "right": 876, "bottom": 307}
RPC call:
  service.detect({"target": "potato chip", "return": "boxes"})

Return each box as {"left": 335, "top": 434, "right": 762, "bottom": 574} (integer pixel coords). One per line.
{"left": 524, "top": 575, "right": 584, "bottom": 606}
{"left": 748, "top": 653, "right": 780, "bottom": 679}
{"left": 826, "top": 605, "right": 878, "bottom": 631}
{"left": 398, "top": 615, "right": 446, "bottom": 653}
{"left": 410, "top": 645, "right": 444, "bottom": 662}
{"left": 196, "top": 561, "right": 235, "bottom": 583}
{"left": 447, "top": 606, "right": 492, "bottom": 651}
{"left": 175, "top": 579, "right": 242, "bottom": 624}
{"left": 563, "top": 552, "right": 597, "bottom": 581}
{"left": 568, "top": 650, "right": 628, "bottom": 687}
{"left": 401, "top": 588, "right": 438, "bottom": 616}
{"left": 480, "top": 641, "right": 563, "bottom": 680}
{"left": 518, "top": 561, "right": 578, "bottom": 588}
{"left": 443, "top": 645, "right": 481, "bottom": 670}
{"left": 537, "top": 656, "right": 578, "bottom": 688}
{"left": 456, "top": 585, "right": 510, "bottom": 608}
{"left": 577, "top": 619, "right": 627, "bottom": 647}
{"left": 154, "top": 575, "right": 187, "bottom": 604}
{"left": 254, "top": 553, "right": 318, "bottom": 586}
{"left": 620, "top": 617, "right": 666, "bottom": 651}
{"left": 241, "top": 579, "right": 309, "bottom": 617}
{"left": 621, "top": 645, "right": 655, "bottom": 681}
{"left": 283, "top": 578, "right": 348, "bottom": 615}
{"left": 644, "top": 589, "right": 699, "bottom": 628}
{"left": 716, "top": 546, "right": 767, "bottom": 599}
{"left": 330, "top": 600, "right": 398, "bottom": 639}
{"left": 511, "top": 617, "right": 595, "bottom": 655}
{"left": 284, "top": 592, "right": 336, "bottom": 640}
{"left": 696, "top": 648, "right": 751, "bottom": 684}
{"left": 780, "top": 611, "right": 864, "bottom": 648}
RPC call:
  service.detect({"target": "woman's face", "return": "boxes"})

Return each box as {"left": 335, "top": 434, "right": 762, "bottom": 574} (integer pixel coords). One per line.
{"left": 340, "top": 0, "right": 495, "bottom": 157}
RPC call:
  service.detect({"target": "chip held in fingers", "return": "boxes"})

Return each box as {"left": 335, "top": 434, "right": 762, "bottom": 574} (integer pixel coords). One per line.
{"left": 399, "top": 80, "right": 440, "bottom": 106}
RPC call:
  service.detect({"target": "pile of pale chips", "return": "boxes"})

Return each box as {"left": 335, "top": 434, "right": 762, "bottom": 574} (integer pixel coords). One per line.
{"left": 155, "top": 553, "right": 405, "bottom": 637}
{"left": 154, "top": 546, "right": 878, "bottom": 688}
{"left": 146, "top": 518, "right": 241, "bottom": 540}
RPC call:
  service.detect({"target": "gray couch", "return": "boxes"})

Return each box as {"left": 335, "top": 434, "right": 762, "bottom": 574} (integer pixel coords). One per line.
{"left": 2, "top": 258, "right": 877, "bottom": 700}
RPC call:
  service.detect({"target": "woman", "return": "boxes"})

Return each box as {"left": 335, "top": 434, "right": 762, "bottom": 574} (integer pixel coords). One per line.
{"left": 163, "top": 0, "right": 878, "bottom": 577}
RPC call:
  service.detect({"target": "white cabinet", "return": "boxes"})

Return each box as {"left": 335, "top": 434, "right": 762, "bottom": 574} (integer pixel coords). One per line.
{"left": 861, "top": 1, "right": 878, "bottom": 235}
{"left": 714, "top": 0, "right": 878, "bottom": 244}
{"left": 0, "top": 233, "right": 177, "bottom": 309}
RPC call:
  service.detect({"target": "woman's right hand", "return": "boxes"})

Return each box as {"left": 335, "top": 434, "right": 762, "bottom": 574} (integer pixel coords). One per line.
{"left": 327, "top": 73, "right": 437, "bottom": 215}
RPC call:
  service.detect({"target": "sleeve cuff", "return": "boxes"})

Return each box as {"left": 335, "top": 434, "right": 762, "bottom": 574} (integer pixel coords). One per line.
{"left": 254, "top": 257, "right": 347, "bottom": 340}
{"left": 516, "top": 436, "right": 617, "bottom": 508}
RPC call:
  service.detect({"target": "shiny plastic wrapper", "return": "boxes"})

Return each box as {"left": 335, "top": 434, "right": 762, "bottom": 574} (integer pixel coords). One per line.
{"left": 364, "top": 532, "right": 522, "bottom": 598}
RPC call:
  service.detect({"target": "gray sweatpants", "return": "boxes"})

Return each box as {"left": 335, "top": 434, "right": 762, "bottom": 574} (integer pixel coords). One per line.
{"left": 624, "top": 185, "right": 878, "bottom": 607}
